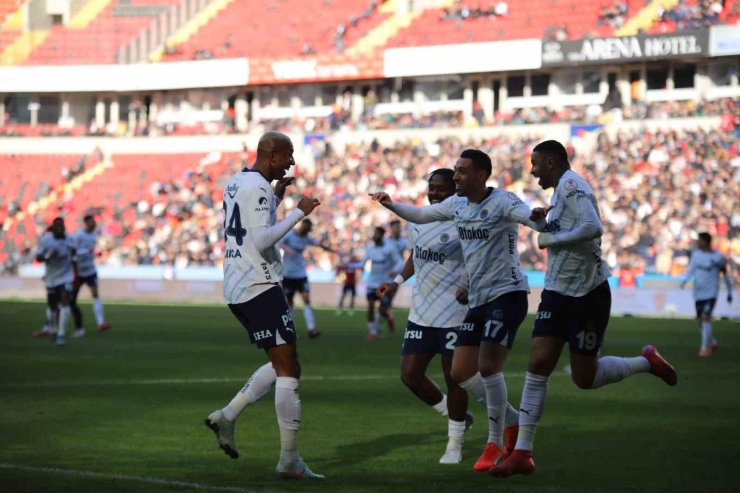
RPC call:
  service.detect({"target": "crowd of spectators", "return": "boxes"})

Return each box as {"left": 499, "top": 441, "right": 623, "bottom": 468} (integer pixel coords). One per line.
{"left": 441, "top": 1, "right": 509, "bottom": 22}
{"left": 597, "top": 1, "right": 628, "bottom": 29}
{"left": 656, "top": 0, "right": 731, "bottom": 31}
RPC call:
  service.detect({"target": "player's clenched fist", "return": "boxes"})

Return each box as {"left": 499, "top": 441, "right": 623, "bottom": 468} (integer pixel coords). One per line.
{"left": 368, "top": 192, "right": 392, "bottom": 208}
{"left": 297, "top": 196, "right": 321, "bottom": 216}
{"left": 529, "top": 206, "right": 552, "bottom": 222}
{"left": 455, "top": 288, "right": 469, "bottom": 305}
{"left": 376, "top": 282, "right": 398, "bottom": 299}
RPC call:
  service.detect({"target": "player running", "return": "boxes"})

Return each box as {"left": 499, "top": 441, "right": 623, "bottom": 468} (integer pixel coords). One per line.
{"left": 279, "top": 219, "right": 334, "bottom": 339}
{"left": 35, "top": 218, "right": 75, "bottom": 346}
{"left": 490, "top": 140, "right": 678, "bottom": 478}
{"left": 205, "top": 132, "right": 324, "bottom": 480}
{"left": 354, "top": 227, "right": 403, "bottom": 340}
{"left": 371, "top": 149, "right": 546, "bottom": 471}
{"left": 69, "top": 215, "right": 110, "bottom": 338}
{"left": 376, "top": 169, "right": 477, "bottom": 464}
{"left": 680, "top": 232, "right": 734, "bottom": 357}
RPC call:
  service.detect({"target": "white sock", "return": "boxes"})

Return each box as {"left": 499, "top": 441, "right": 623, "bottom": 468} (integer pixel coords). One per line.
{"left": 379, "top": 314, "right": 388, "bottom": 327}
{"left": 45, "top": 308, "right": 53, "bottom": 331}
{"left": 447, "top": 419, "right": 465, "bottom": 449}
{"left": 275, "top": 377, "right": 300, "bottom": 464}
{"left": 458, "top": 372, "right": 486, "bottom": 404}
{"left": 482, "top": 373, "right": 507, "bottom": 447}
{"left": 591, "top": 356, "right": 650, "bottom": 389}
{"left": 303, "top": 305, "right": 315, "bottom": 331}
{"left": 58, "top": 306, "right": 70, "bottom": 337}
{"left": 222, "top": 363, "right": 277, "bottom": 421}
{"left": 515, "top": 372, "right": 549, "bottom": 451}
{"left": 367, "top": 321, "right": 378, "bottom": 335}
{"left": 93, "top": 297, "right": 105, "bottom": 326}
{"left": 432, "top": 394, "right": 449, "bottom": 417}
{"left": 701, "top": 321, "right": 713, "bottom": 350}
{"left": 505, "top": 402, "right": 519, "bottom": 427}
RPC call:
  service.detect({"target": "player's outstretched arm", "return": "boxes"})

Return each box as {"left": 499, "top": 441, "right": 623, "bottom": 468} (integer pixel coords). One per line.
{"left": 250, "top": 197, "right": 320, "bottom": 252}
{"left": 368, "top": 192, "right": 452, "bottom": 224}
{"left": 537, "top": 193, "right": 603, "bottom": 249}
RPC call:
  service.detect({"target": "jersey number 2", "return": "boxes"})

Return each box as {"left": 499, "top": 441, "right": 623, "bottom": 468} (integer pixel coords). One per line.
{"left": 223, "top": 202, "right": 247, "bottom": 246}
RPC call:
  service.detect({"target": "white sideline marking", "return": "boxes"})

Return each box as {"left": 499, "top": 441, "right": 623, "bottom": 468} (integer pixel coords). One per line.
{"left": 0, "top": 372, "right": 553, "bottom": 389}
{"left": 0, "top": 463, "right": 266, "bottom": 493}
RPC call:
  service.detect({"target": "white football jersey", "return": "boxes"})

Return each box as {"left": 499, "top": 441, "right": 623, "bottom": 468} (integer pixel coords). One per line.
{"left": 393, "top": 189, "right": 534, "bottom": 308}
{"left": 222, "top": 169, "right": 283, "bottom": 305}
{"left": 387, "top": 234, "right": 410, "bottom": 260}
{"left": 544, "top": 170, "right": 611, "bottom": 297}
{"left": 408, "top": 221, "right": 468, "bottom": 328}
{"left": 71, "top": 230, "right": 99, "bottom": 277}
{"left": 36, "top": 234, "right": 75, "bottom": 288}
{"left": 359, "top": 242, "right": 404, "bottom": 289}
{"left": 685, "top": 250, "right": 729, "bottom": 301}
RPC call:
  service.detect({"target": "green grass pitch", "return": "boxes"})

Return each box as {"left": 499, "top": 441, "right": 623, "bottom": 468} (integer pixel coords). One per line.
{"left": 0, "top": 300, "right": 738, "bottom": 493}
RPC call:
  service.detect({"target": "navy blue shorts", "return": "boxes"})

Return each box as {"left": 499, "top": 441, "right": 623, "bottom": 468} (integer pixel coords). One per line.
{"left": 228, "top": 286, "right": 297, "bottom": 350}
{"left": 47, "top": 282, "right": 73, "bottom": 305}
{"left": 75, "top": 273, "right": 98, "bottom": 290}
{"left": 457, "top": 290, "right": 528, "bottom": 349}
{"left": 402, "top": 321, "right": 457, "bottom": 356}
{"left": 532, "top": 281, "right": 611, "bottom": 356}
{"left": 343, "top": 285, "right": 356, "bottom": 296}
{"left": 283, "top": 277, "right": 309, "bottom": 298}
{"left": 366, "top": 287, "right": 392, "bottom": 308}
{"left": 695, "top": 298, "right": 716, "bottom": 318}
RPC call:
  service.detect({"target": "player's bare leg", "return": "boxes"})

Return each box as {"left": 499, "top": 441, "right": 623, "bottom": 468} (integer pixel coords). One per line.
{"left": 348, "top": 290, "right": 356, "bottom": 316}
{"left": 378, "top": 303, "right": 395, "bottom": 333}
{"left": 401, "top": 353, "right": 442, "bottom": 406}
{"left": 90, "top": 284, "right": 110, "bottom": 332}
{"left": 206, "top": 362, "right": 277, "bottom": 459}
{"left": 299, "top": 291, "right": 319, "bottom": 339}
{"left": 70, "top": 285, "right": 85, "bottom": 338}
{"left": 439, "top": 353, "right": 473, "bottom": 464}
{"left": 366, "top": 300, "right": 378, "bottom": 340}
{"left": 267, "top": 343, "right": 324, "bottom": 480}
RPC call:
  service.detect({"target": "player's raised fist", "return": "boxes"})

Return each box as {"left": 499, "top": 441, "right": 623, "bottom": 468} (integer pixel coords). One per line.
{"left": 530, "top": 206, "right": 552, "bottom": 222}
{"left": 368, "top": 192, "right": 392, "bottom": 208}
{"left": 376, "top": 282, "right": 398, "bottom": 299}
{"left": 297, "top": 196, "right": 321, "bottom": 216}
{"left": 274, "top": 177, "right": 296, "bottom": 199}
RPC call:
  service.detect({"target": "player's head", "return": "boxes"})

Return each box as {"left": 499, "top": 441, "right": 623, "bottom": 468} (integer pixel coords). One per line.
{"left": 83, "top": 215, "right": 96, "bottom": 232}
{"left": 298, "top": 219, "right": 312, "bottom": 235}
{"left": 390, "top": 220, "right": 401, "bottom": 237}
{"left": 454, "top": 149, "right": 491, "bottom": 198}
{"left": 428, "top": 168, "right": 455, "bottom": 204}
{"left": 51, "top": 217, "right": 65, "bottom": 238}
{"left": 255, "top": 131, "right": 295, "bottom": 181}
{"left": 697, "top": 232, "right": 712, "bottom": 251}
{"left": 373, "top": 226, "right": 385, "bottom": 245}
{"left": 531, "top": 140, "right": 570, "bottom": 190}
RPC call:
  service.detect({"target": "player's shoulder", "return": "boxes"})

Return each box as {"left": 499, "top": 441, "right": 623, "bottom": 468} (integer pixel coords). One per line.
{"left": 441, "top": 193, "right": 466, "bottom": 211}
{"left": 493, "top": 187, "right": 525, "bottom": 206}
{"left": 558, "top": 170, "right": 593, "bottom": 198}
{"left": 230, "top": 169, "right": 271, "bottom": 194}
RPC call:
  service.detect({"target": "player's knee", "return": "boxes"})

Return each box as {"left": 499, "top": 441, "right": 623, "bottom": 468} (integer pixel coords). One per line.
{"left": 400, "top": 370, "right": 423, "bottom": 391}
{"left": 450, "top": 366, "right": 471, "bottom": 385}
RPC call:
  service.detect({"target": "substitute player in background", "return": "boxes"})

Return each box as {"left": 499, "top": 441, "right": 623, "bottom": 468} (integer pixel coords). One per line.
{"left": 353, "top": 227, "right": 403, "bottom": 340}
{"left": 680, "top": 232, "right": 733, "bottom": 357}
{"left": 205, "top": 132, "right": 324, "bottom": 479}
{"left": 376, "top": 169, "right": 475, "bottom": 464}
{"left": 336, "top": 254, "right": 359, "bottom": 316}
{"left": 371, "top": 149, "right": 544, "bottom": 471}
{"left": 279, "top": 219, "right": 334, "bottom": 339}
{"left": 490, "top": 140, "right": 678, "bottom": 478}
{"left": 35, "top": 218, "right": 75, "bottom": 346}
{"left": 69, "top": 215, "right": 110, "bottom": 338}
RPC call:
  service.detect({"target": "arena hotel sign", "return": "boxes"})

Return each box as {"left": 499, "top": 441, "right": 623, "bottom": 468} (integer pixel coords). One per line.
{"left": 541, "top": 29, "right": 709, "bottom": 67}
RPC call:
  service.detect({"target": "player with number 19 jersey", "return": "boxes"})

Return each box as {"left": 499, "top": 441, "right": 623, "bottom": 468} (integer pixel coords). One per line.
{"left": 222, "top": 169, "right": 285, "bottom": 305}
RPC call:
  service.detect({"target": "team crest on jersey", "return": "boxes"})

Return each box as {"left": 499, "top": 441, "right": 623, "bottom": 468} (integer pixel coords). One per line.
{"left": 564, "top": 179, "right": 577, "bottom": 191}
{"left": 492, "top": 309, "right": 503, "bottom": 320}
{"left": 440, "top": 233, "right": 450, "bottom": 243}
{"left": 226, "top": 183, "right": 239, "bottom": 199}
{"left": 480, "top": 209, "right": 489, "bottom": 219}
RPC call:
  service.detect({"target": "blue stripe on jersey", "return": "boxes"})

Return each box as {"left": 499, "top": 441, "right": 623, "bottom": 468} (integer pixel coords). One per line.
{"left": 414, "top": 271, "right": 462, "bottom": 316}
{"left": 563, "top": 259, "right": 585, "bottom": 296}
{"left": 430, "top": 298, "right": 463, "bottom": 327}
{"left": 552, "top": 221, "right": 579, "bottom": 281}
{"left": 467, "top": 236, "right": 504, "bottom": 288}
{"left": 482, "top": 267, "right": 508, "bottom": 302}
{"left": 414, "top": 235, "right": 465, "bottom": 280}
{"left": 415, "top": 222, "right": 448, "bottom": 247}
{"left": 229, "top": 266, "right": 255, "bottom": 300}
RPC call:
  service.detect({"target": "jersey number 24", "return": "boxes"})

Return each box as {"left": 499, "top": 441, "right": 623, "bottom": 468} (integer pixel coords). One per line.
{"left": 223, "top": 202, "right": 247, "bottom": 246}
